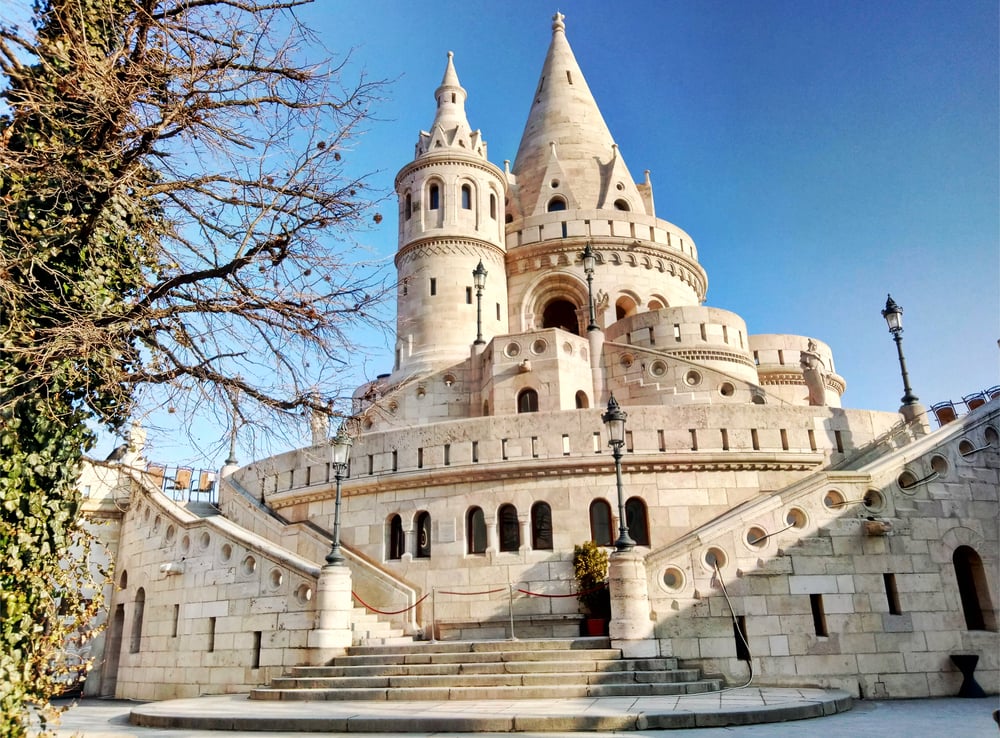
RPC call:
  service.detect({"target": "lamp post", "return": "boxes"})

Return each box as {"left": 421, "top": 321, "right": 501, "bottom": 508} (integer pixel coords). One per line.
{"left": 602, "top": 394, "right": 635, "bottom": 552}
{"left": 581, "top": 243, "right": 598, "bottom": 332}
{"left": 881, "top": 294, "right": 919, "bottom": 408}
{"left": 473, "top": 260, "right": 488, "bottom": 345}
{"left": 325, "top": 425, "right": 353, "bottom": 566}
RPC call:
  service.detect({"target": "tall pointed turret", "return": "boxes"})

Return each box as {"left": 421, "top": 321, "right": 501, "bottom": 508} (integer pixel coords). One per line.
{"left": 392, "top": 52, "right": 508, "bottom": 378}
{"left": 508, "top": 12, "right": 646, "bottom": 219}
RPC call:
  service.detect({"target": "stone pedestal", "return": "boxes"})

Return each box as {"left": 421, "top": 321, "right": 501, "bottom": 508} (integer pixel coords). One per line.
{"left": 608, "top": 550, "right": 658, "bottom": 658}
{"left": 308, "top": 564, "right": 353, "bottom": 665}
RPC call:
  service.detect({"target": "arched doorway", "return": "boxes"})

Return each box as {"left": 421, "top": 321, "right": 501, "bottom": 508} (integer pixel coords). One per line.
{"left": 542, "top": 299, "right": 579, "bottom": 335}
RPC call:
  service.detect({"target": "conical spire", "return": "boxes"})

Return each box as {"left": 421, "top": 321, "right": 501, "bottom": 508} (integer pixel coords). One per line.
{"left": 415, "top": 51, "right": 487, "bottom": 160}
{"left": 510, "top": 13, "right": 643, "bottom": 217}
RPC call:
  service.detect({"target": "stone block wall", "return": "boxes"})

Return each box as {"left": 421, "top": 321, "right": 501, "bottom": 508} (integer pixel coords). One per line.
{"left": 646, "top": 404, "right": 999, "bottom": 698}
{"left": 105, "top": 484, "right": 320, "bottom": 700}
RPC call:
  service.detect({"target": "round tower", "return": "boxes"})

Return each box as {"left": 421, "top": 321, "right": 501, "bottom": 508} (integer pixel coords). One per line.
{"left": 392, "top": 53, "right": 508, "bottom": 377}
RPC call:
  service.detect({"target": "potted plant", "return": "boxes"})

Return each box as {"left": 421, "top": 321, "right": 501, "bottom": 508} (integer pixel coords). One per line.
{"left": 573, "top": 541, "right": 611, "bottom": 636}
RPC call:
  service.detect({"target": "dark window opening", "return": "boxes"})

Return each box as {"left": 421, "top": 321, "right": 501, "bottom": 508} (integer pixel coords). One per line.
{"left": 404, "top": 193, "right": 412, "bottom": 220}
{"left": 614, "top": 199, "right": 630, "bottom": 211}
{"left": 429, "top": 184, "right": 440, "bottom": 210}
{"left": 415, "top": 511, "right": 431, "bottom": 558}
{"left": 207, "top": 616, "right": 216, "bottom": 652}
{"left": 130, "top": 588, "right": 145, "bottom": 653}
{"left": 625, "top": 497, "right": 650, "bottom": 546}
{"left": 252, "top": 631, "right": 262, "bottom": 669}
{"left": 388, "top": 515, "right": 405, "bottom": 560}
{"left": 810, "top": 594, "right": 828, "bottom": 636}
{"left": 531, "top": 502, "right": 553, "bottom": 550}
{"left": 430, "top": 277, "right": 436, "bottom": 296}
{"left": 466, "top": 286, "right": 472, "bottom": 304}
{"left": 575, "top": 391, "right": 589, "bottom": 409}
{"left": 461, "top": 184, "right": 472, "bottom": 209}
{"left": 541, "top": 299, "right": 579, "bottom": 335}
{"left": 489, "top": 194, "right": 497, "bottom": 219}
{"left": 954, "top": 545, "right": 996, "bottom": 630}
{"left": 547, "top": 197, "right": 567, "bottom": 212}
{"left": 589, "top": 499, "right": 613, "bottom": 547}
{"left": 884, "top": 573, "right": 901, "bottom": 615}
{"left": 467, "top": 507, "right": 487, "bottom": 554}
{"left": 498, "top": 504, "right": 520, "bottom": 552}
{"left": 734, "top": 615, "right": 750, "bottom": 661}
{"left": 517, "top": 388, "right": 539, "bottom": 413}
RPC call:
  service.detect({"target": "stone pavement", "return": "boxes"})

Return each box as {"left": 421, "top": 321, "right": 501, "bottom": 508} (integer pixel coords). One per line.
{"left": 48, "top": 692, "right": 999, "bottom": 737}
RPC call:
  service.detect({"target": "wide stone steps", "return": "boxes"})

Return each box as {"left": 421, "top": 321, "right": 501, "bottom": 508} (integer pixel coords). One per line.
{"left": 251, "top": 638, "right": 723, "bottom": 703}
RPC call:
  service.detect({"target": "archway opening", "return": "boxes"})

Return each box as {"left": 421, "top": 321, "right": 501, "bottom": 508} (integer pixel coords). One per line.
{"left": 542, "top": 299, "right": 579, "bottom": 335}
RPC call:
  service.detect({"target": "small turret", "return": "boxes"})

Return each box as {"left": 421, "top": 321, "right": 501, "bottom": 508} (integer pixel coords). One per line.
{"left": 392, "top": 53, "right": 509, "bottom": 378}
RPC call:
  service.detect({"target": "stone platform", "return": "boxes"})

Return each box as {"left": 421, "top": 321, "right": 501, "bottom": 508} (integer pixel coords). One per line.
{"left": 130, "top": 687, "right": 853, "bottom": 732}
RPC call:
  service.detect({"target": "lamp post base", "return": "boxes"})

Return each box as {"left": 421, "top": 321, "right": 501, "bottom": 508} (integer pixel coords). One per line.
{"left": 308, "top": 563, "right": 354, "bottom": 664}
{"left": 608, "top": 549, "right": 657, "bottom": 657}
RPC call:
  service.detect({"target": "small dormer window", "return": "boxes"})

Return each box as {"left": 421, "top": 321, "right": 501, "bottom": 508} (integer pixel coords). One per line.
{"left": 404, "top": 193, "right": 412, "bottom": 220}
{"left": 451, "top": 93, "right": 456, "bottom": 103}
{"left": 614, "top": 199, "right": 630, "bottom": 211}
{"left": 547, "top": 197, "right": 567, "bottom": 212}
{"left": 489, "top": 194, "right": 497, "bottom": 219}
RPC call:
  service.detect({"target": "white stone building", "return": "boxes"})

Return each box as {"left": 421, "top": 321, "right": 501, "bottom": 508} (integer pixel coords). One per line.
{"left": 80, "top": 13, "right": 997, "bottom": 703}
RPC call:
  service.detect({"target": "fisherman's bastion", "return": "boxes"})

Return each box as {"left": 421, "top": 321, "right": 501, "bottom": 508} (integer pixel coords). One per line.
{"left": 76, "top": 12, "right": 998, "bottom": 710}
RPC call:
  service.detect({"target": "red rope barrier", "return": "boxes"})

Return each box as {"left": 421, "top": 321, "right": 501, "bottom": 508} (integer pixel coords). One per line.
{"left": 517, "top": 583, "right": 607, "bottom": 599}
{"left": 438, "top": 587, "right": 507, "bottom": 596}
{"left": 351, "top": 590, "right": 429, "bottom": 615}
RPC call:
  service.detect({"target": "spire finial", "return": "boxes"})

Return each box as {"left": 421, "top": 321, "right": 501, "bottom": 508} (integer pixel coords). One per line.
{"left": 552, "top": 12, "right": 565, "bottom": 33}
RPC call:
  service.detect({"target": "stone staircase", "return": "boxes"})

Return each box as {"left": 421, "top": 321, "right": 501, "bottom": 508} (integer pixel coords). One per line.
{"left": 250, "top": 638, "right": 723, "bottom": 702}
{"left": 349, "top": 606, "right": 413, "bottom": 647}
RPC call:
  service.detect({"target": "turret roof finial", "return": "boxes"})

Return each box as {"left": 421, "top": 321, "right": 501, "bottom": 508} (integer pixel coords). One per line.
{"left": 552, "top": 11, "right": 565, "bottom": 33}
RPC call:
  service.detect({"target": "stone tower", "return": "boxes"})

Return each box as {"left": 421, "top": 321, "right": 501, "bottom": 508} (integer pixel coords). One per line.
{"left": 392, "top": 52, "right": 508, "bottom": 378}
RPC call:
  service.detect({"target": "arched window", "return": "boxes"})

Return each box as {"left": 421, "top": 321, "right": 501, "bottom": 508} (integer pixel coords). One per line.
{"left": 415, "top": 511, "right": 431, "bottom": 558}
{"left": 953, "top": 546, "right": 996, "bottom": 631}
{"left": 531, "top": 502, "right": 553, "bottom": 550}
{"left": 614, "top": 199, "right": 630, "bottom": 211}
{"left": 428, "top": 184, "right": 440, "bottom": 210}
{"left": 589, "top": 499, "right": 613, "bottom": 547}
{"left": 498, "top": 504, "right": 520, "bottom": 552}
{"left": 467, "top": 507, "right": 487, "bottom": 554}
{"left": 541, "top": 299, "right": 579, "bottom": 335}
{"left": 404, "top": 193, "right": 412, "bottom": 220}
{"left": 482, "top": 399, "right": 490, "bottom": 416}
{"left": 130, "top": 587, "right": 146, "bottom": 653}
{"left": 517, "top": 388, "right": 539, "bottom": 414}
{"left": 461, "top": 184, "right": 472, "bottom": 209}
{"left": 547, "top": 197, "right": 567, "bottom": 212}
{"left": 575, "top": 391, "right": 589, "bottom": 409}
{"left": 625, "top": 497, "right": 650, "bottom": 546}
{"left": 615, "top": 297, "right": 638, "bottom": 320}
{"left": 387, "top": 515, "right": 405, "bottom": 560}
{"left": 489, "top": 193, "right": 497, "bottom": 219}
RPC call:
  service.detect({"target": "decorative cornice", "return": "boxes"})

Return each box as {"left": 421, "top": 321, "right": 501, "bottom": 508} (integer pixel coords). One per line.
{"left": 395, "top": 238, "right": 507, "bottom": 268}
{"left": 395, "top": 156, "right": 506, "bottom": 190}
{"left": 266, "top": 451, "right": 826, "bottom": 510}
{"left": 663, "top": 348, "right": 757, "bottom": 370}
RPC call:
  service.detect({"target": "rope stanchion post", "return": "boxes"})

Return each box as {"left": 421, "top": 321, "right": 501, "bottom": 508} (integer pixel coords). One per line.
{"left": 429, "top": 587, "right": 437, "bottom": 643}
{"left": 507, "top": 584, "right": 518, "bottom": 641}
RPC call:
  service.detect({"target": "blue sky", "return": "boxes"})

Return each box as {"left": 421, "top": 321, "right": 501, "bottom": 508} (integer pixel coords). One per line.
{"left": 6, "top": 1, "right": 996, "bottom": 464}
{"left": 306, "top": 0, "right": 997, "bottom": 415}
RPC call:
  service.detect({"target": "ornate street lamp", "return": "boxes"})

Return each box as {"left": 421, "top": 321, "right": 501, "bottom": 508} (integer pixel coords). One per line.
{"left": 581, "top": 243, "right": 598, "bottom": 332}
{"left": 325, "top": 424, "right": 354, "bottom": 566}
{"left": 602, "top": 394, "right": 635, "bottom": 552}
{"left": 881, "top": 294, "right": 919, "bottom": 408}
{"left": 473, "top": 260, "right": 488, "bottom": 345}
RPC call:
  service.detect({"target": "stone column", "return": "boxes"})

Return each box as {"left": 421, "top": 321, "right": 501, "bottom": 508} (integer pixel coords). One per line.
{"left": 608, "top": 550, "right": 658, "bottom": 658}
{"left": 588, "top": 328, "right": 605, "bottom": 402}
{"left": 308, "top": 564, "right": 353, "bottom": 664}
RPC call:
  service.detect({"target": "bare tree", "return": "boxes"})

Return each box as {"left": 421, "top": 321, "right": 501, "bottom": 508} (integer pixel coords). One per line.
{"left": 0, "top": 0, "right": 388, "bottom": 731}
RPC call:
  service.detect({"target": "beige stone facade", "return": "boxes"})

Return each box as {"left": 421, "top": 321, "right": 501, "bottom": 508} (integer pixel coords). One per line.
{"left": 79, "top": 12, "right": 997, "bottom": 702}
